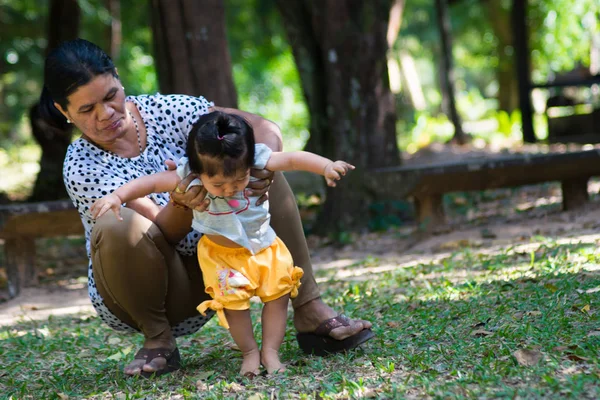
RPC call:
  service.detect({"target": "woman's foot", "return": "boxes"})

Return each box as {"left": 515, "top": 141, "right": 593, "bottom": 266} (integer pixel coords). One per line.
{"left": 261, "top": 348, "right": 286, "bottom": 374}
{"left": 293, "top": 298, "right": 372, "bottom": 340}
{"left": 124, "top": 333, "right": 177, "bottom": 376}
{"left": 240, "top": 348, "right": 261, "bottom": 378}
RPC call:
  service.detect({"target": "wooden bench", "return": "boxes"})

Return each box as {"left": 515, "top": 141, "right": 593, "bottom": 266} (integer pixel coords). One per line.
{"left": 0, "top": 200, "right": 83, "bottom": 299}
{"left": 366, "top": 149, "right": 600, "bottom": 226}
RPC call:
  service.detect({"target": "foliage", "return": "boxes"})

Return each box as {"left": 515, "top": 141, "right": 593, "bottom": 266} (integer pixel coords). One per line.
{"left": 226, "top": 0, "right": 309, "bottom": 151}
{"left": 1, "top": 234, "right": 599, "bottom": 398}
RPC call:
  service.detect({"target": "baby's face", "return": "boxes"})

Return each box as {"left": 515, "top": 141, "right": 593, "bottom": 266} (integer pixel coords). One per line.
{"left": 201, "top": 168, "right": 251, "bottom": 198}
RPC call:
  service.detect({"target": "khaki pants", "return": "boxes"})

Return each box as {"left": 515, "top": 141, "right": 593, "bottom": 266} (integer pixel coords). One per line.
{"left": 90, "top": 172, "right": 319, "bottom": 339}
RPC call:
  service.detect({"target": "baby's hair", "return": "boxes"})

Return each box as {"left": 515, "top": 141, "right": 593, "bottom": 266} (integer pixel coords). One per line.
{"left": 187, "top": 111, "right": 256, "bottom": 177}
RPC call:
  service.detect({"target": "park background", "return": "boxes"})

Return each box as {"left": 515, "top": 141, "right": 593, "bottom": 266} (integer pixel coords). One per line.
{"left": 1, "top": 0, "right": 600, "bottom": 398}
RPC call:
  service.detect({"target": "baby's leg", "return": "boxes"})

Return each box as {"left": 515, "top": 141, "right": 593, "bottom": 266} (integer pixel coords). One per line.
{"left": 261, "top": 294, "right": 290, "bottom": 374}
{"left": 224, "top": 309, "right": 260, "bottom": 377}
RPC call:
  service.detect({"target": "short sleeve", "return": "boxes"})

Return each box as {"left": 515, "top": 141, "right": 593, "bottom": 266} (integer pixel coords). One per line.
{"left": 176, "top": 156, "right": 202, "bottom": 191}
{"left": 253, "top": 143, "right": 273, "bottom": 169}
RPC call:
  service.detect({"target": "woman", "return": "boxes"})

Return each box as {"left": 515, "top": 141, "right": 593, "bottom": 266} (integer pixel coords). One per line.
{"left": 40, "top": 38, "right": 373, "bottom": 377}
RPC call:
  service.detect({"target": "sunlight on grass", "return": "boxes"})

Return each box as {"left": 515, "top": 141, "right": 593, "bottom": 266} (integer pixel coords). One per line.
{"left": 1, "top": 234, "right": 599, "bottom": 398}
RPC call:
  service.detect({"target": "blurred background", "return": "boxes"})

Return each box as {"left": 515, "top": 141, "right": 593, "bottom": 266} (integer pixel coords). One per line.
{"left": 1, "top": 0, "right": 599, "bottom": 225}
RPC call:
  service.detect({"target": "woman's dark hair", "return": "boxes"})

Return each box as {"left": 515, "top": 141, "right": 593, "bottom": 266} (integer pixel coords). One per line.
{"left": 187, "top": 111, "right": 255, "bottom": 177}
{"left": 39, "top": 38, "right": 118, "bottom": 128}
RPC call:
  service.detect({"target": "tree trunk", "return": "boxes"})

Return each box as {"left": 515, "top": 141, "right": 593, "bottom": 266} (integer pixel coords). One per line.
{"left": 276, "top": 0, "right": 400, "bottom": 232}
{"left": 150, "top": 0, "right": 237, "bottom": 107}
{"left": 28, "top": 0, "right": 80, "bottom": 202}
{"left": 105, "top": 0, "right": 122, "bottom": 61}
{"left": 486, "top": 0, "right": 518, "bottom": 112}
{"left": 435, "top": 0, "right": 467, "bottom": 145}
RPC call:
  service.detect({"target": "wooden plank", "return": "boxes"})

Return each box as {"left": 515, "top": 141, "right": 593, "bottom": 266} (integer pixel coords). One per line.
{"left": 5, "top": 238, "right": 36, "bottom": 298}
{"left": 367, "top": 150, "right": 600, "bottom": 199}
{"left": 0, "top": 200, "right": 82, "bottom": 239}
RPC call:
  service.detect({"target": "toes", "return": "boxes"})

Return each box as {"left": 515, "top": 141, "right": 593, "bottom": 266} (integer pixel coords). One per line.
{"left": 329, "top": 319, "right": 369, "bottom": 340}
{"left": 142, "top": 356, "right": 167, "bottom": 373}
{"left": 124, "top": 360, "right": 145, "bottom": 376}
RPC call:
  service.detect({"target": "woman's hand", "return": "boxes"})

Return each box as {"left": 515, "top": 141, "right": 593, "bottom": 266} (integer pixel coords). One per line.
{"left": 248, "top": 168, "right": 275, "bottom": 205}
{"left": 164, "top": 160, "right": 210, "bottom": 212}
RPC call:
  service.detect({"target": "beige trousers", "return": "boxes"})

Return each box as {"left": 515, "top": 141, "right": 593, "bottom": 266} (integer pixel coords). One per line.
{"left": 90, "top": 172, "right": 319, "bottom": 339}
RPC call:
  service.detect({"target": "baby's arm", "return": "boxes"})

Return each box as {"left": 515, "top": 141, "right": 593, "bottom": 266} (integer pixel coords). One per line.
{"left": 90, "top": 170, "right": 180, "bottom": 220}
{"left": 266, "top": 151, "right": 355, "bottom": 187}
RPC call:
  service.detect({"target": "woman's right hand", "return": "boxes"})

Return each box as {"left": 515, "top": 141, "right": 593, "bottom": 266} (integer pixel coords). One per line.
{"left": 165, "top": 160, "right": 211, "bottom": 212}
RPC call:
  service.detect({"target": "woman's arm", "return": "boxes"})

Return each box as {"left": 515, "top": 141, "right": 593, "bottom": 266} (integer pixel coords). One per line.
{"left": 266, "top": 151, "right": 355, "bottom": 187}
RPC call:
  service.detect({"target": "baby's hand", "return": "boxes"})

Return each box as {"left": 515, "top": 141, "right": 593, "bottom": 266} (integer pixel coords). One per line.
{"left": 90, "top": 194, "right": 124, "bottom": 221}
{"left": 324, "top": 160, "right": 355, "bottom": 187}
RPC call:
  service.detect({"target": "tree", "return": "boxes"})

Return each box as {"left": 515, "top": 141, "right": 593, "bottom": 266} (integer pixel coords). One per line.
{"left": 275, "top": 0, "right": 401, "bottom": 231}
{"left": 149, "top": 0, "right": 237, "bottom": 107}
{"left": 28, "top": 0, "right": 80, "bottom": 202}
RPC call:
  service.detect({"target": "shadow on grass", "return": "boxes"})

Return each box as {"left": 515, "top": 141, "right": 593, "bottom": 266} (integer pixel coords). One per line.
{"left": 1, "top": 239, "right": 599, "bottom": 398}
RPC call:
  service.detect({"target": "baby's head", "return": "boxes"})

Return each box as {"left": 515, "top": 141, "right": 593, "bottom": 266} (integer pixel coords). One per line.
{"left": 187, "top": 111, "right": 255, "bottom": 197}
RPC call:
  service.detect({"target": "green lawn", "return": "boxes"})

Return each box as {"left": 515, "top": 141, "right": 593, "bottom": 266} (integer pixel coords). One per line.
{"left": 1, "top": 234, "right": 599, "bottom": 399}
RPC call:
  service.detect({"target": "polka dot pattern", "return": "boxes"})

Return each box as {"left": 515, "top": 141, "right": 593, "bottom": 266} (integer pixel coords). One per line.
{"left": 63, "top": 94, "right": 214, "bottom": 336}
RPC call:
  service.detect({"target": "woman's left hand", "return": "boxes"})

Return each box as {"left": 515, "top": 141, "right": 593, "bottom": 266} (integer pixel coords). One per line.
{"left": 248, "top": 168, "right": 274, "bottom": 205}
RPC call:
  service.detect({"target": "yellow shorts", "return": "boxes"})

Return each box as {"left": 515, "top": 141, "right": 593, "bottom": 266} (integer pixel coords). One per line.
{"left": 196, "top": 235, "right": 303, "bottom": 329}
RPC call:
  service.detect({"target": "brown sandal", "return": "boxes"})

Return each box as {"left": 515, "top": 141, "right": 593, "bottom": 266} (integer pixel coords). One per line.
{"left": 133, "top": 347, "right": 181, "bottom": 378}
{"left": 296, "top": 314, "right": 375, "bottom": 356}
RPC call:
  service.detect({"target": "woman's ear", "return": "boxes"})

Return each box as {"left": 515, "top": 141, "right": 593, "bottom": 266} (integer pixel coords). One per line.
{"left": 53, "top": 102, "right": 70, "bottom": 120}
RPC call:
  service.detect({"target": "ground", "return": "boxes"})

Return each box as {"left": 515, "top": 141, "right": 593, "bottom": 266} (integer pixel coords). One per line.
{"left": 1, "top": 143, "right": 599, "bottom": 398}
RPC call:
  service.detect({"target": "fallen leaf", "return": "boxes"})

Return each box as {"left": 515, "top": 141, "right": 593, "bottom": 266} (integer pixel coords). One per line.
{"left": 586, "top": 287, "right": 600, "bottom": 294}
{"left": 581, "top": 304, "right": 591, "bottom": 314}
{"left": 565, "top": 354, "right": 590, "bottom": 362}
{"left": 387, "top": 321, "right": 400, "bottom": 328}
{"left": 513, "top": 312, "right": 524, "bottom": 320}
{"left": 247, "top": 395, "right": 265, "bottom": 400}
{"left": 587, "top": 331, "right": 600, "bottom": 337}
{"left": 552, "top": 346, "right": 569, "bottom": 352}
{"left": 513, "top": 349, "right": 543, "bottom": 366}
{"left": 196, "top": 370, "right": 214, "bottom": 380}
{"left": 57, "top": 393, "right": 69, "bottom": 400}
{"left": 226, "top": 382, "right": 244, "bottom": 393}
{"left": 108, "top": 337, "right": 122, "bottom": 345}
{"left": 526, "top": 311, "right": 542, "bottom": 317}
{"left": 544, "top": 283, "right": 558, "bottom": 293}
{"left": 471, "top": 318, "right": 491, "bottom": 328}
{"left": 470, "top": 329, "right": 493, "bottom": 337}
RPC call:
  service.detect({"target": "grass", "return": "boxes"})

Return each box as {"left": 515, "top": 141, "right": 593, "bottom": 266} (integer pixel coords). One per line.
{"left": 1, "top": 234, "right": 599, "bottom": 399}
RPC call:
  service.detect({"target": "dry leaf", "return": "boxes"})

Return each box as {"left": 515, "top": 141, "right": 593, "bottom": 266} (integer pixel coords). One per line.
{"left": 587, "top": 331, "right": 600, "bottom": 337}
{"left": 470, "top": 329, "right": 493, "bottom": 337}
{"left": 387, "top": 321, "right": 400, "bottom": 328}
{"left": 565, "top": 354, "right": 590, "bottom": 362}
{"left": 544, "top": 283, "right": 558, "bottom": 293}
{"left": 586, "top": 287, "right": 600, "bottom": 294}
{"left": 513, "top": 349, "right": 543, "bottom": 366}
{"left": 57, "top": 394, "right": 69, "bottom": 400}
{"left": 581, "top": 304, "right": 591, "bottom": 314}
{"left": 226, "top": 382, "right": 244, "bottom": 393}
{"left": 552, "top": 346, "right": 569, "bottom": 352}
{"left": 513, "top": 312, "right": 524, "bottom": 320}
{"left": 526, "top": 311, "right": 542, "bottom": 317}
{"left": 108, "top": 337, "right": 122, "bottom": 345}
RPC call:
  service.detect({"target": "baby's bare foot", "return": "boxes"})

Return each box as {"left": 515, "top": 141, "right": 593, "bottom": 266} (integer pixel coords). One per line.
{"left": 261, "top": 348, "right": 286, "bottom": 374}
{"left": 240, "top": 348, "right": 261, "bottom": 378}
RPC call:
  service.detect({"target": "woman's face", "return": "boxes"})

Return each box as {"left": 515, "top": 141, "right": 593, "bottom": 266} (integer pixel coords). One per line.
{"left": 55, "top": 73, "right": 130, "bottom": 147}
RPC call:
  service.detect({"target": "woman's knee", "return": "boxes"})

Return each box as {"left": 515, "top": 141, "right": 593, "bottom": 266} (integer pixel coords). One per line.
{"left": 91, "top": 207, "right": 153, "bottom": 248}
